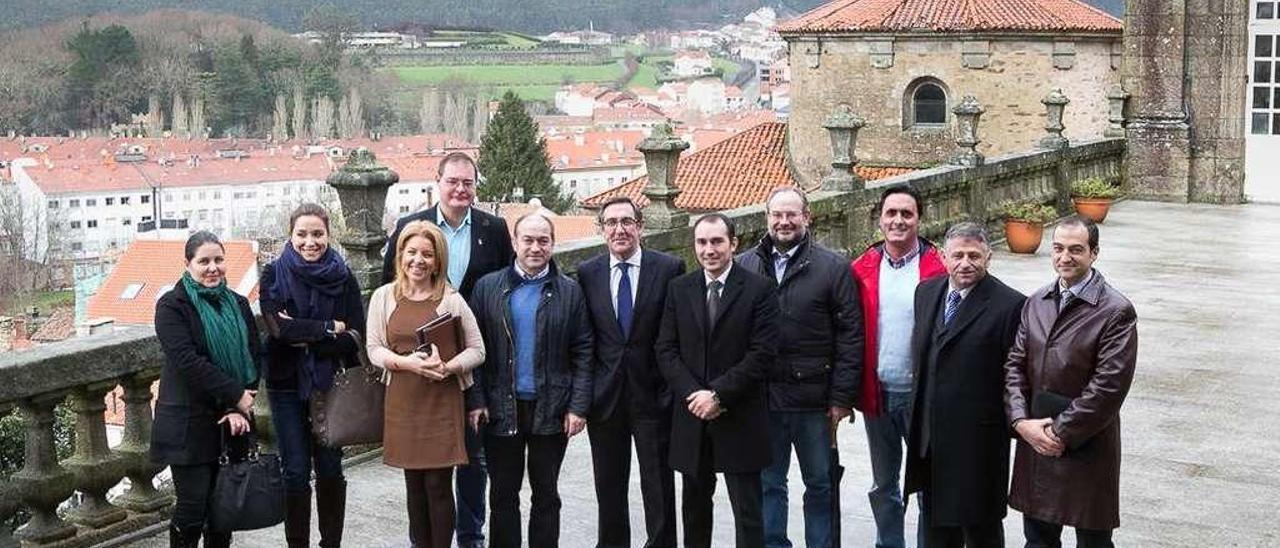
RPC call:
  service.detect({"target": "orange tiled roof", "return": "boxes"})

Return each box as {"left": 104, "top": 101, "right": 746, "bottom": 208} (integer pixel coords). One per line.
{"left": 582, "top": 122, "right": 917, "bottom": 211}
{"left": 544, "top": 130, "right": 647, "bottom": 170}
{"left": 775, "top": 0, "right": 1122, "bottom": 34}
{"left": 29, "top": 308, "right": 74, "bottom": 343}
{"left": 488, "top": 204, "right": 601, "bottom": 244}
{"left": 86, "top": 239, "right": 259, "bottom": 326}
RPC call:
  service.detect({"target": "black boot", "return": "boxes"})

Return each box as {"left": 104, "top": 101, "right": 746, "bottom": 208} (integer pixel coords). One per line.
{"left": 168, "top": 524, "right": 202, "bottom": 548}
{"left": 202, "top": 527, "right": 232, "bottom": 548}
{"left": 315, "top": 477, "right": 348, "bottom": 548}
{"left": 285, "top": 489, "right": 312, "bottom": 547}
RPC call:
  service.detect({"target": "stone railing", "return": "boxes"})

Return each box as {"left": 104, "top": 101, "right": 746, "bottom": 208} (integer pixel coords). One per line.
{"left": 0, "top": 89, "right": 1127, "bottom": 547}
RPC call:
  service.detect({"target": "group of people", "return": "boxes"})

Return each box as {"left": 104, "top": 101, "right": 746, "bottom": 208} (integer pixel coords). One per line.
{"left": 150, "top": 151, "right": 1138, "bottom": 548}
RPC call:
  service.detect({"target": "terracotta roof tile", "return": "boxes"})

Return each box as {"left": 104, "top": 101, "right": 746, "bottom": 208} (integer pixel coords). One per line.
{"left": 544, "top": 130, "right": 647, "bottom": 170}
{"left": 776, "top": 0, "right": 1122, "bottom": 34}
{"left": 86, "top": 239, "right": 259, "bottom": 326}
{"left": 582, "top": 122, "right": 917, "bottom": 211}
{"left": 29, "top": 308, "right": 74, "bottom": 343}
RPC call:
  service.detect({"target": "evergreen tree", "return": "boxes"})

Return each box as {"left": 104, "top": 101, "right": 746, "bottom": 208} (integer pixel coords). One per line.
{"left": 476, "top": 91, "right": 571, "bottom": 213}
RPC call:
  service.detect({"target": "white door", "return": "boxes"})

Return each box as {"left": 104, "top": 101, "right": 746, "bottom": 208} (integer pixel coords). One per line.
{"left": 1247, "top": 1, "right": 1280, "bottom": 203}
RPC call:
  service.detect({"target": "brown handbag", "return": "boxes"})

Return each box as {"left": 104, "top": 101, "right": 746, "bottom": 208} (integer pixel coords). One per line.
{"left": 310, "top": 329, "right": 385, "bottom": 448}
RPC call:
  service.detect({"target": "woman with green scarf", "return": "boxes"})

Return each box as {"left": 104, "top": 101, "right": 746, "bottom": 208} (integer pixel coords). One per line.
{"left": 152, "top": 231, "right": 262, "bottom": 548}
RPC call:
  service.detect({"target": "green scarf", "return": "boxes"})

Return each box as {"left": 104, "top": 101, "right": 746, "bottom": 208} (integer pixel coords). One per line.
{"left": 181, "top": 271, "right": 258, "bottom": 386}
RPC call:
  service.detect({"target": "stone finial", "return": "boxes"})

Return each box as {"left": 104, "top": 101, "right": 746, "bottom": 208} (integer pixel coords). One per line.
{"left": 326, "top": 147, "right": 399, "bottom": 291}
{"left": 1105, "top": 84, "right": 1130, "bottom": 139}
{"left": 950, "top": 95, "right": 986, "bottom": 167}
{"left": 1040, "top": 89, "right": 1070, "bottom": 150}
{"left": 637, "top": 124, "right": 690, "bottom": 231}
{"left": 821, "top": 104, "right": 866, "bottom": 191}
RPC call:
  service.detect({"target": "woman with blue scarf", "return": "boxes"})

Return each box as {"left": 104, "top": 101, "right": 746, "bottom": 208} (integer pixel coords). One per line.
{"left": 153, "top": 231, "right": 261, "bottom": 548}
{"left": 260, "top": 203, "right": 366, "bottom": 548}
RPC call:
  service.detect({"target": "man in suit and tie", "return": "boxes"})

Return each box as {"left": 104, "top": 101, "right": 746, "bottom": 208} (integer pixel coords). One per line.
{"left": 382, "top": 152, "right": 513, "bottom": 548}
{"left": 903, "top": 222, "right": 1025, "bottom": 548}
{"left": 578, "top": 197, "right": 686, "bottom": 548}
{"left": 656, "top": 213, "right": 778, "bottom": 548}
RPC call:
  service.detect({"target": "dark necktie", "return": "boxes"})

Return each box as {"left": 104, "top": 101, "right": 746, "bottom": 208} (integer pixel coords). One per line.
{"left": 1059, "top": 288, "right": 1075, "bottom": 313}
{"left": 616, "top": 263, "right": 633, "bottom": 338}
{"left": 944, "top": 290, "right": 962, "bottom": 325}
{"left": 707, "top": 280, "right": 723, "bottom": 327}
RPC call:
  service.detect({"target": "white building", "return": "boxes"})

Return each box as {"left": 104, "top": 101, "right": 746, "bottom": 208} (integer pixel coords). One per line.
{"left": 687, "top": 79, "right": 728, "bottom": 115}
{"left": 544, "top": 130, "right": 648, "bottom": 200}
{"left": 672, "top": 50, "right": 715, "bottom": 78}
{"left": 670, "top": 30, "right": 724, "bottom": 51}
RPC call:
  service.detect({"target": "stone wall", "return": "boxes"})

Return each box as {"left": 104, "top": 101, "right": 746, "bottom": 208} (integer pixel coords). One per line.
{"left": 786, "top": 35, "right": 1121, "bottom": 183}
{"left": 1122, "top": 0, "right": 1247, "bottom": 203}
{"left": 379, "top": 47, "right": 611, "bottom": 66}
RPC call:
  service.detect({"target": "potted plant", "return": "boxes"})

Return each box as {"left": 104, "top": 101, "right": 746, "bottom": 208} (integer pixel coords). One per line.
{"left": 1002, "top": 201, "right": 1057, "bottom": 254}
{"left": 1070, "top": 176, "right": 1122, "bottom": 223}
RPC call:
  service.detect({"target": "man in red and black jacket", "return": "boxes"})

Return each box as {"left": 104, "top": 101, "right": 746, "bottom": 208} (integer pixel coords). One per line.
{"left": 849, "top": 185, "right": 946, "bottom": 548}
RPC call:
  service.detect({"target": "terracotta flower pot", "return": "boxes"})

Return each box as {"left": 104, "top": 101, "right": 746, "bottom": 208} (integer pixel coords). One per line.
{"left": 1072, "top": 197, "right": 1113, "bottom": 223}
{"left": 1004, "top": 219, "right": 1044, "bottom": 254}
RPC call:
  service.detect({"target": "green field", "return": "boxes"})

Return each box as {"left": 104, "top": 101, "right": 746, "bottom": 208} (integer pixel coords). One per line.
{"left": 627, "top": 54, "right": 743, "bottom": 89}
{"left": 392, "top": 63, "right": 625, "bottom": 86}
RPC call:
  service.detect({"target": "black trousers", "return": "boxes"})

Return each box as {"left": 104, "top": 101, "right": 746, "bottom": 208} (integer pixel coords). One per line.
{"left": 1023, "top": 516, "right": 1114, "bottom": 548}
{"left": 680, "top": 438, "right": 764, "bottom": 548}
{"left": 589, "top": 405, "right": 677, "bottom": 548}
{"left": 170, "top": 463, "right": 232, "bottom": 546}
{"left": 918, "top": 492, "right": 1003, "bottom": 548}
{"left": 485, "top": 400, "right": 570, "bottom": 548}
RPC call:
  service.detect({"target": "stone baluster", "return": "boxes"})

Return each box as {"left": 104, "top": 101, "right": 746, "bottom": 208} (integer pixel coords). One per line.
{"left": 114, "top": 373, "right": 171, "bottom": 513}
{"left": 950, "top": 95, "right": 986, "bottom": 167}
{"left": 1105, "top": 84, "right": 1130, "bottom": 138}
{"left": 327, "top": 147, "right": 400, "bottom": 292}
{"left": 64, "top": 382, "right": 128, "bottom": 529}
{"left": 10, "top": 394, "right": 76, "bottom": 544}
{"left": 821, "top": 104, "right": 866, "bottom": 191}
{"left": 0, "top": 406, "right": 18, "bottom": 548}
{"left": 637, "top": 123, "right": 690, "bottom": 231}
{"left": 1040, "top": 89, "right": 1071, "bottom": 150}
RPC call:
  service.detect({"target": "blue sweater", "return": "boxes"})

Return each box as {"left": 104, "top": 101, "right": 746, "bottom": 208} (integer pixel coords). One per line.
{"left": 510, "top": 278, "right": 546, "bottom": 400}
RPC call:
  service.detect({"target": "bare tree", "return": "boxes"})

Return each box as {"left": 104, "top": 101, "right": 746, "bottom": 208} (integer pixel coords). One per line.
{"left": 271, "top": 93, "right": 288, "bottom": 141}
{"left": 471, "top": 91, "right": 490, "bottom": 142}
{"left": 312, "top": 96, "right": 335, "bottom": 140}
{"left": 291, "top": 84, "right": 307, "bottom": 140}
{"left": 190, "top": 92, "right": 206, "bottom": 138}
{"left": 0, "top": 183, "right": 66, "bottom": 311}
{"left": 171, "top": 92, "right": 189, "bottom": 137}
{"left": 347, "top": 88, "right": 364, "bottom": 139}
{"left": 419, "top": 87, "right": 441, "bottom": 134}
{"left": 146, "top": 94, "right": 164, "bottom": 136}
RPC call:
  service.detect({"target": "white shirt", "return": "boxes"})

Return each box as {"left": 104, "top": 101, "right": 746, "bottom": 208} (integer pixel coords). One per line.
{"left": 609, "top": 248, "right": 642, "bottom": 317}
{"left": 704, "top": 263, "right": 733, "bottom": 296}
{"left": 947, "top": 282, "right": 974, "bottom": 302}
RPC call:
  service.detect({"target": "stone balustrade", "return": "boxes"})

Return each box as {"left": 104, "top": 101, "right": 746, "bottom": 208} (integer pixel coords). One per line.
{"left": 0, "top": 92, "right": 1127, "bottom": 547}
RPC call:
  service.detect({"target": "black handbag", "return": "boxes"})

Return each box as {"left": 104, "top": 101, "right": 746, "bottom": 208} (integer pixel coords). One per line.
{"left": 310, "top": 329, "right": 386, "bottom": 448}
{"left": 208, "top": 428, "right": 285, "bottom": 532}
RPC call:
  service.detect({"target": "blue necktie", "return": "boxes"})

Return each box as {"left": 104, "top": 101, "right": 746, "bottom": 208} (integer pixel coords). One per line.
{"left": 944, "top": 290, "right": 962, "bottom": 325}
{"left": 616, "top": 263, "right": 633, "bottom": 338}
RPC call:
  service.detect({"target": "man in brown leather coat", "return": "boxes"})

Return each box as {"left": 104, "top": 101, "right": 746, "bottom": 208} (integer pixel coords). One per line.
{"left": 1004, "top": 216, "right": 1138, "bottom": 548}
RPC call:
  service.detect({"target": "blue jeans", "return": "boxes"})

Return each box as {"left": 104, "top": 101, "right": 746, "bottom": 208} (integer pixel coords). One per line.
{"left": 269, "top": 389, "right": 344, "bottom": 493}
{"left": 863, "top": 391, "right": 922, "bottom": 548}
{"left": 455, "top": 418, "right": 487, "bottom": 545}
{"left": 762, "top": 411, "right": 833, "bottom": 548}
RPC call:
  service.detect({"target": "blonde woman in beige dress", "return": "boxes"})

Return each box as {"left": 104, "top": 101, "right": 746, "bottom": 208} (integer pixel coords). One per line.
{"left": 366, "top": 220, "right": 485, "bottom": 548}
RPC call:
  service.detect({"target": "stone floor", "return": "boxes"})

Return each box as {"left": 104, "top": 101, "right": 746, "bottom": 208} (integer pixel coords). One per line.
{"left": 134, "top": 201, "right": 1280, "bottom": 547}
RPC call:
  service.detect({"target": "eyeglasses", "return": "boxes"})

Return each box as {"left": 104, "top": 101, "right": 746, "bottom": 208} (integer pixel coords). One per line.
{"left": 599, "top": 217, "right": 639, "bottom": 230}
{"left": 441, "top": 178, "right": 476, "bottom": 188}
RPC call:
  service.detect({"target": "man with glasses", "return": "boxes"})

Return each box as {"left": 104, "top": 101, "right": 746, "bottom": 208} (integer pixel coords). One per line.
{"left": 382, "top": 152, "right": 513, "bottom": 548}
{"left": 737, "top": 187, "right": 862, "bottom": 548}
{"left": 577, "top": 197, "right": 686, "bottom": 548}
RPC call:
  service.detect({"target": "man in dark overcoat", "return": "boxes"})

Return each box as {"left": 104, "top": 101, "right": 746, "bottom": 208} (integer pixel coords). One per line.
{"left": 1004, "top": 216, "right": 1138, "bottom": 548}
{"left": 904, "top": 222, "right": 1025, "bottom": 547}
{"left": 655, "top": 213, "right": 778, "bottom": 548}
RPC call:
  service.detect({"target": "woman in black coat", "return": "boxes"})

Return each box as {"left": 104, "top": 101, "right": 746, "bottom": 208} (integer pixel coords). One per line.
{"left": 260, "top": 203, "right": 365, "bottom": 548}
{"left": 152, "top": 231, "right": 261, "bottom": 548}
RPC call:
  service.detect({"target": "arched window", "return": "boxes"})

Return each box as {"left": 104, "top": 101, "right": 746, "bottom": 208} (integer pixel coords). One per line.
{"left": 913, "top": 83, "right": 947, "bottom": 125}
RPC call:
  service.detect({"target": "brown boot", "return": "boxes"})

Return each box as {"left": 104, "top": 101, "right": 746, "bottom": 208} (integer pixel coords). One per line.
{"left": 315, "top": 477, "right": 347, "bottom": 548}
{"left": 285, "top": 490, "right": 312, "bottom": 547}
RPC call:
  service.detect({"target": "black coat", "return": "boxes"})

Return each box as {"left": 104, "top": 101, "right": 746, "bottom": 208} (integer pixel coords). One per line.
{"left": 151, "top": 285, "right": 262, "bottom": 466}
{"left": 737, "top": 235, "right": 863, "bottom": 411}
{"left": 259, "top": 262, "right": 367, "bottom": 391}
{"left": 466, "top": 261, "right": 594, "bottom": 436}
{"left": 381, "top": 206, "right": 513, "bottom": 299}
{"left": 904, "top": 274, "right": 1025, "bottom": 526}
{"left": 577, "top": 249, "right": 686, "bottom": 422}
{"left": 655, "top": 266, "right": 778, "bottom": 475}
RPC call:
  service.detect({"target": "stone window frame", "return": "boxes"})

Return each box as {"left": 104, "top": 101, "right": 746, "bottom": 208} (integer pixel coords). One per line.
{"left": 902, "top": 77, "right": 951, "bottom": 130}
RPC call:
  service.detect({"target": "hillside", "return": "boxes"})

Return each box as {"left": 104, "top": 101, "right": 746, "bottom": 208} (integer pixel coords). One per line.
{"left": 0, "top": 0, "right": 1127, "bottom": 34}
